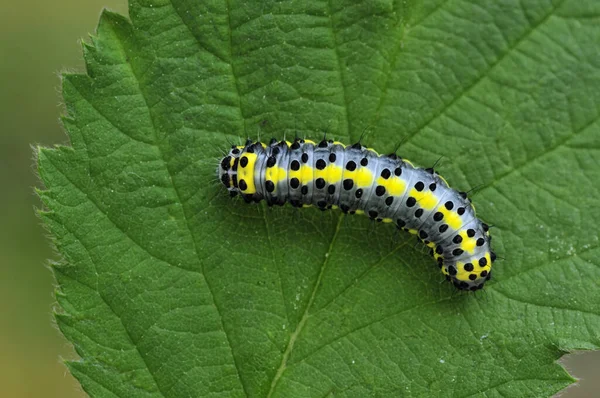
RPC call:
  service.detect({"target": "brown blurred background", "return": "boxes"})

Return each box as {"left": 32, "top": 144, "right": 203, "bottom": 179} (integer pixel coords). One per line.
{"left": 0, "top": 1, "right": 597, "bottom": 397}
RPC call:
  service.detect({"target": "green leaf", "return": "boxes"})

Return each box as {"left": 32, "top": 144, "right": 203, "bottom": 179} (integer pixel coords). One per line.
{"left": 37, "top": 0, "right": 600, "bottom": 396}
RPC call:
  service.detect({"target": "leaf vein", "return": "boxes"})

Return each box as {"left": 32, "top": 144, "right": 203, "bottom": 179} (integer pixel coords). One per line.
{"left": 168, "top": 0, "right": 229, "bottom": 64}
{"left": 493, "top": 242, "right": 600, "bottom": 287}
{"left": 293, "top": 295, "right": 453, "bottom": 366}
{"left": 490, "top": 289, "right": 600, "bottom": 318}
{"left": 480, "top": 111, "right": 600, "bottom": 193}
{"left": 326, "top": 0, "right": 351, "bottom": 138}
{"left": 55, "top": 241, "right": 163, "bottom": 396}
{"left": 399, "top": 0, "right": 566, "bottom": 150}
{"left": 313, "top": 241, "right": 407, "bottom": 313}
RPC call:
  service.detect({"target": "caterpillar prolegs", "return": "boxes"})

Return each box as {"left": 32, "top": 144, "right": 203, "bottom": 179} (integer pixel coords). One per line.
{"left": 218, "top": 138, "right": 495, "bottom": 291}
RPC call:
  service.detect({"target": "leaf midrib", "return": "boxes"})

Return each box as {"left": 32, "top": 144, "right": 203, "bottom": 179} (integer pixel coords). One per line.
{"left": 266, "top": 214, "right": 344, "bottom": 397}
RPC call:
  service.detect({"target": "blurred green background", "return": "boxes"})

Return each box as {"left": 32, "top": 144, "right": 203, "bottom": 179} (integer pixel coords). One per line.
{"left": 0, "top": 1, "right": 597, "bottom": 397}
{"left": 0, "top": 1, "right": 129, "bottom": 397}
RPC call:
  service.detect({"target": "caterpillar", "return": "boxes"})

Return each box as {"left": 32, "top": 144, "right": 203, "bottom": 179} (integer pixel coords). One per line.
{"left": 218, "top": 138, "right": 495, "bottom": 291}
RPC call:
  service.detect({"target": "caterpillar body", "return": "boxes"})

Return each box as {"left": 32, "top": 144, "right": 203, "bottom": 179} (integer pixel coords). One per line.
{"left": 218, "top": 138, "right": 495, "bottom": 291}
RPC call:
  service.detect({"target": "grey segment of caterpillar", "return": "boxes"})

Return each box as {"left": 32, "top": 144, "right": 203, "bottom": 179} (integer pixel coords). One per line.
{"left": 218, "top": 138, "right": 495, "bottom": 291}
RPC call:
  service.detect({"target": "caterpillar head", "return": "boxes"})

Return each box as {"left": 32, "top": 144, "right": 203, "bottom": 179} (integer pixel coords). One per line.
{"left": 218, "top": 146, "right": 244, "bottom": 195}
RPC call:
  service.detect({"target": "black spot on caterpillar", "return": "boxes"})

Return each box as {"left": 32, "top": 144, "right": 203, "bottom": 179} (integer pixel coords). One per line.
{"left": 218, "top": 138, "right": 495, "bottom": 291}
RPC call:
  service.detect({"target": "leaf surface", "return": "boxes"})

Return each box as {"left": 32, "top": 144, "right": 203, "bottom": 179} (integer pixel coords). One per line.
{"left": 38, "top": 0, "right": 600, "bottom": 396}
